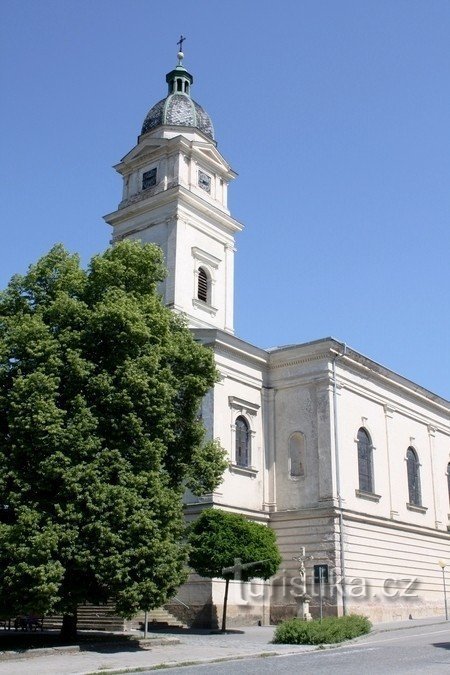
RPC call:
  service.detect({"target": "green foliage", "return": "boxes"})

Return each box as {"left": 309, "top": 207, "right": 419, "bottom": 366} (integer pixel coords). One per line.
{"left": 186, "top": 440, "right": 228, "bottom": 496}
{"left": 0, "top": 240, "right": 226, "bottom": 621}
{"left": 188, "top": 509, "right": 282, "bottom": 581}
{"left": 272, "top": 614, "right": 372, "bottom": 645}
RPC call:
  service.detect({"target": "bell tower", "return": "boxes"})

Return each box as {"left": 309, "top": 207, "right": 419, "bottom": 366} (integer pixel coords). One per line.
{"left": 104, "top": 47, "right": 242, "bottom": 334}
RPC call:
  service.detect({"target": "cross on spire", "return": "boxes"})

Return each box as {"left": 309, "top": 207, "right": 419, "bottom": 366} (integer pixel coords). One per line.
{"left": 177, "top": 35, "right": 186, "bottom": 52}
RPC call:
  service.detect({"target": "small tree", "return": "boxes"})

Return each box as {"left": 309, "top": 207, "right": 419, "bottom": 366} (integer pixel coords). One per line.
{"left": 0, "top": 241, "right": 227, "bottom": 638}
{"left": 188, "top": 509, "right": 282, "bottom": 631}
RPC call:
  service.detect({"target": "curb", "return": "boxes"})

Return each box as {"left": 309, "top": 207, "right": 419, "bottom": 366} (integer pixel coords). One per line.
{"left": 369, "top": 619, "right": 447, "bottom": 636}
{"left": 79, "top": 649, "right": 315, "bottom": 675}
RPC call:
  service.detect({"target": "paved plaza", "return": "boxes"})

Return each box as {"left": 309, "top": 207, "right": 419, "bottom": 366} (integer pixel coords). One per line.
{"left": 0, "top": 617, "right": 447, "bottom": 674}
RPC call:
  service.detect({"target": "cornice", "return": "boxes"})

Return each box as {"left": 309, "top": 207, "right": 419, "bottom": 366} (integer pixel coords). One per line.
{"left": 104, "top": 183, "right": 242, "bottom": 240}
{"left": 193, "top": 329, "right": 268, "bottom": 366}
{"left": 340, "top": 377, "right": 449, "bottom": 434}
{"left": 269, "top": 506, "right": 338, "bottom": 522}
{"left": 177, "top": 186, "right": 243, "bottom": 233}
{"left": 119, "top": 132, "right": 236, "bottom": 179}
{"left": 118, "top": 180, "right": 177, "bottom": 211}
{"left": 267, "top": 341, "right": 449, "bottom": 424}
{"left": 269, "top": 350, "right": 332, "bottom": 371}
{"left": 336, "top": 359, "right": 450, "bottom": 429}
{"left": 213, "top": 344, "right": 268, "bottom": 370}
{"left": 342, "top": 507, "right": 450, "bottom": 540}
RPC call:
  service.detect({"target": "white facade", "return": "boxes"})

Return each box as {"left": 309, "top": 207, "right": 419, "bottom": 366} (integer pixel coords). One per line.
{"left": 104, "top": 55, "right": 450, "bottom": 626}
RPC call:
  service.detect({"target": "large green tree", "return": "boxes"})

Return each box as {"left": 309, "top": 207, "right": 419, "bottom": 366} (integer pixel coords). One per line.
{"left": 0, "top": 241, "right": 226, "bottom": 638}
{"left": 188, "top": 509, "right": 282, "bottom": 631}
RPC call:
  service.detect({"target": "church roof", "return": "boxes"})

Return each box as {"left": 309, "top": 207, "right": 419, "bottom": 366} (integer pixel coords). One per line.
{"left": 141, "top": 51, "right": 214, "bottom": 140}
{"left": 141, "top": 94, "right": 214, "bottom": 139}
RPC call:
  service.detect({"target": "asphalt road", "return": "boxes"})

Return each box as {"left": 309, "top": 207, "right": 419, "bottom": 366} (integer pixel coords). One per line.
{"left": 132, "top": 624, "right": 450, "bottom": 674}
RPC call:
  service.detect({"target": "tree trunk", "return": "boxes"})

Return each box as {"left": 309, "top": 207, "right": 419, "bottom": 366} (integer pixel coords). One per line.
{"left": 61, "top": 607, "right": 78, "bottom": 641}
{"left": 221, "top": 577, "right": 230, "bottom": 632}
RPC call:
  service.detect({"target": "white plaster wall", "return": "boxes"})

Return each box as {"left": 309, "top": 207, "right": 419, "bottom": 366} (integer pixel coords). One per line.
{"left": 268, "top": 355, "right": 334, "bottom": 510}
{"left": 173, "top": 216, "right": 231, "bottom": 331}
{"left": 335, "top": 361, "right": 450, "bottom": 531}
{"left": 210, "top": 349, "right": 266, "bottom": 513}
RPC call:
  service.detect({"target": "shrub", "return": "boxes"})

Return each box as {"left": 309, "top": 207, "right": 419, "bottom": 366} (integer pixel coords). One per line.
{"left": 273, "top": 614, "right": 372, "bottom": 645}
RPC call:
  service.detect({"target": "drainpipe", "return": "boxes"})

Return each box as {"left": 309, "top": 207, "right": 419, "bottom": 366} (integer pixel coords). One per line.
{"left": 332, "top": 342, "right": 347, "bottom": 615}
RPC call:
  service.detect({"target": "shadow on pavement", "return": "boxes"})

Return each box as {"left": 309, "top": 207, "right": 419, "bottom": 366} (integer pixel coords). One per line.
{"left": 432, "top": 642, "right": 450, "bottom": 651}
{"left": 146, "top": 626, "right": 245, "bottom": 635}
{"left": 0, "top": 630, "right": 149, "bottom": 653}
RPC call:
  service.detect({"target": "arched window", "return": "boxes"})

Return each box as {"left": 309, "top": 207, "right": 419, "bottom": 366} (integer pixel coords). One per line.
{"left": 289, "top": 432, "right": 305, "bottom": 478}
{"left": 357, "top": 428, "right": 374, "bottom": 493}
{"left": 447, "top": 463, "right": 450, "bottom": 505}
{"left": 197, "top": 267, "right": 209, "bottom": 303}
{"left": 235, "top": 416, "right": 250, "bottom": 467}
{"left": 406, "top": 447, "right": 421, "bottom": 506}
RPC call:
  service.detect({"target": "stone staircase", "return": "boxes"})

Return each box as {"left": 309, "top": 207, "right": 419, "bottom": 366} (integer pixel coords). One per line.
{"left": 45, "top": 601, "right": 125, "bottom": 631}
{"left": 45, "top": 603, "right": 187, "bottom": 631}
{"left": 145, "top": 607, "right": 187, "bottom": 629}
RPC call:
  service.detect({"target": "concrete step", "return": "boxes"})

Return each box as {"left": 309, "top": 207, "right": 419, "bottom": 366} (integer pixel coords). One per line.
{"left": 44, "top": 603, "right": 188, "bottom": 632}
{"left": 45, "top": 602, "right": 125, "bottom": 631}
{"left": 146, "top": 607, "right": 187, "bottom": 629}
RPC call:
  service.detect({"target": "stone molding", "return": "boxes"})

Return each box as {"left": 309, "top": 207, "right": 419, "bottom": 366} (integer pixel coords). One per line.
{"left": 355, "top": 489, "right": 381, "bottom": 503}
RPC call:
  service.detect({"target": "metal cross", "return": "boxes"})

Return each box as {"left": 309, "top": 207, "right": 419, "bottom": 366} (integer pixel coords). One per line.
{"left": 177, "top": 35, "right": 186, "bottom": 52}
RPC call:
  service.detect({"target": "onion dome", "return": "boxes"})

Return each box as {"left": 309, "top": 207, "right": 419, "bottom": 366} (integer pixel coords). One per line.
{"left": 141, "top": 50, "right": 214, "bottom": 140}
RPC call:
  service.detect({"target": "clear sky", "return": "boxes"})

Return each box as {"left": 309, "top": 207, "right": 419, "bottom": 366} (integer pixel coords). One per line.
{"left": 1, "top": 0, "right": 449, "bottom": 399}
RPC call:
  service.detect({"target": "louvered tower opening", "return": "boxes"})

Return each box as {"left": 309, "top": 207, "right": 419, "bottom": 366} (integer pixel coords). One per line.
{"left": 197, "top": 267, "right": 208, "bottom": 302}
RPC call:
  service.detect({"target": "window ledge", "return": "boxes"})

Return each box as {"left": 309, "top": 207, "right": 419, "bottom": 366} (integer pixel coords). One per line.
{"left": 192, "top": 298, "right": 218, "bottom": 316}
{"left": 355, "top": 489, "right": 381, "bottom": 502}
{"left": 406, "top": 503, "right": 427, "bottom": 514}
{"left": 229, "top": 463, "right": 258, "bottom": 478}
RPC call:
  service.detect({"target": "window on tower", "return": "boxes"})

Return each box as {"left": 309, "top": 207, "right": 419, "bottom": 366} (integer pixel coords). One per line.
{"left": 142, "top": 168, "right": 157, "bottom": 190}
{"left": 197, "top": 267, "right": 209, "bottom": 303}
{"left": 198, "top": 170, "right": 211, "bottom": 194}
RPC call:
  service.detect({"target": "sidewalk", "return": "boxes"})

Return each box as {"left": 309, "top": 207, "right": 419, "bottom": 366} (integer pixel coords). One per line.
{"left": 0, "top": 616, "right": 447, "bottom": 675}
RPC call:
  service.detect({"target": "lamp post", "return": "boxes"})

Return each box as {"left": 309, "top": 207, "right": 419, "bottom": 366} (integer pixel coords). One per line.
{"left": 438, "top": 560, "right": 448, "bottom": 621}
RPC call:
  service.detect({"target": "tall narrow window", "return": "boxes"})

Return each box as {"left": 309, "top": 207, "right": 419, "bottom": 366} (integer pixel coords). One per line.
{"left": 289, "top": 432, "right": 305, "bottom": 478}
{"left": 357, "top": 428, "right": 374, "bottom": 493}
{"left": 235, "top": 416, "right": 250, "bottom": 467}
{"left": 406, "top": 447, "right": 421, "bottom": 506}
{"left": 197, "top": 267, "right": 208, "bottom": 303}
{"left": 447, "top": 463, "right": 450, "bottom": 505}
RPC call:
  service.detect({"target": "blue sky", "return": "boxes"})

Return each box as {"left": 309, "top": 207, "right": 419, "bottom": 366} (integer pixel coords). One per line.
{"left": 2, "top": 0, "right": 449, "bottom": 399}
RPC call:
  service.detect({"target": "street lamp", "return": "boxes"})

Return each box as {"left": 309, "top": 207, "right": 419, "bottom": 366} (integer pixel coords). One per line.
{"left": 438, "top": 560, "right": 448, "bottom": 621}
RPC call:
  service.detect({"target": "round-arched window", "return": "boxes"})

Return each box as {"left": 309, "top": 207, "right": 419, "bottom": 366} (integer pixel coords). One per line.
{"left": 406, "top": 447, "right": 421, "bottom": 506}
{"left": 357, "top": 428, "right": 374, "bottom": 493}
{"left": 235, "top": 416, "right": 250, "bottom": 467}
{"left": 447, "top": 463, "right": 450, "bottom": 505}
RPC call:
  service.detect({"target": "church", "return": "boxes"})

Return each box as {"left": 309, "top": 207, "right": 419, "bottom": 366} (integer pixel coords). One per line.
{"left": 103, "top": 49, "right": 450, "bottom": 627}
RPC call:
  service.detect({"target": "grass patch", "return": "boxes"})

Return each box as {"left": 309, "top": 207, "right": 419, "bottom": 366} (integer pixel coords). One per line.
{"left": 272, "top": 614, "right": 371, "bottom": 645}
